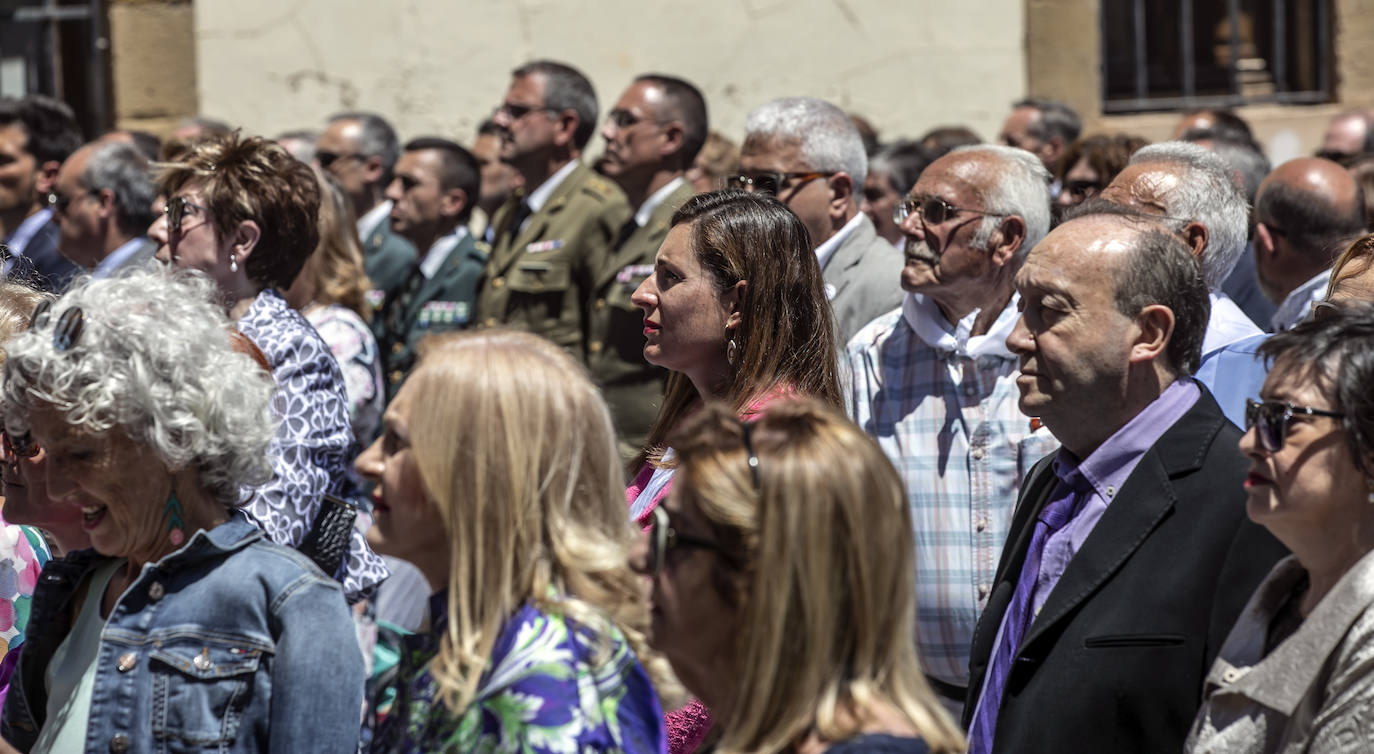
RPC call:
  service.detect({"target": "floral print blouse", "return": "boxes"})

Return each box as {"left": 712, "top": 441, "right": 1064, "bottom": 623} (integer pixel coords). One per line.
{"left": 304, "top": 303, "right": 384, "bottom": 446}
{"left": 0, "top": 513, "right": 47, "bottom": 658}
{"left": 237, "top": 288, "right": 388, "bottom": 600}
{"left": 372, "top": 593, "right": 667, "bottom": 753}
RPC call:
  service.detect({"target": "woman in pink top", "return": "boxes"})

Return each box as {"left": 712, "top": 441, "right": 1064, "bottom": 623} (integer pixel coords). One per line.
{"left": 627, "top": 189, "right": 843, "bottom": 751}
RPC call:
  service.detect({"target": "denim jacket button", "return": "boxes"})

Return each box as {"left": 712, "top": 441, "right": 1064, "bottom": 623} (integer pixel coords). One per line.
{"left": 109, "top": 733, "right": 130, "bottom": 753}
{"left": 147, "top": 582, "right": 165, "bottom": 601}
{"left": 116, "top": 653, "right": 136, "bottom": 672}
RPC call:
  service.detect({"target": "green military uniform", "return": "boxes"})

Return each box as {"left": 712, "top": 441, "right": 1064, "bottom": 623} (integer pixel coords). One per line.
{"left": 475, "top": 162, "right": 631, "bottom": 362}
{"left": 587, "top": 179, "right": 693, "bottom": 460}
{"left": 376, "top": 229, "right": 488, "bottom": 401}
{"left": 362, "top": 216, "right": 418, "bottom": 314}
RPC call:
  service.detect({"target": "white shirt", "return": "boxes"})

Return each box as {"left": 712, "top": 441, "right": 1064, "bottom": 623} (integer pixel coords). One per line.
{"left": 92, "top": 237, "right": 148, "bottom": 278}
{"left": 1271, "top": 270, "right": 1331, "bottom": 331}
{"left": 356, "top": 200, "right": 392, "bottom": 242}
{"left": 1201, "top": 291, "right": 1264, "bottom": 357}
{"left": 521, "top": 160, "right": 580, "bottom": 232}
{"left": 634, "top": 176, "right": 685, "bottom": 228}
{"left": 814, "top": 212, "right": 865, "bottom": 272}
{"left": 419, "top": 227, "right": 469, "bottom": 280}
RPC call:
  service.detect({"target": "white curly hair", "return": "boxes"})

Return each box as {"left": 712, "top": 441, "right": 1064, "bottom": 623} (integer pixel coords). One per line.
{"left": 1, "top": 263, "right": 275, "bottom": 507}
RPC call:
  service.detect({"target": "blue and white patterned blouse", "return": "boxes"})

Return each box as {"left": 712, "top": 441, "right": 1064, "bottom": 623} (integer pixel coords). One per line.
{"left": 237, "top": 288, "right": 389, "bottom": 600}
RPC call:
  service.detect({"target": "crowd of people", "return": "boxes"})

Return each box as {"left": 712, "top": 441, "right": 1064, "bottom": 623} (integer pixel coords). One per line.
{"left": 0, "top": 57, "right": 1371, "bottom": 752}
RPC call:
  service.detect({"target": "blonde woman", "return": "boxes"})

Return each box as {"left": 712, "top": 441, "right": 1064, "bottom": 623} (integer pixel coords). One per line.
{"left": 355, "top": 329, "right": 668, "bottom": 752}
{"left": 644, "top": 398, "right": 964, "bottom": 754}
{"left": 286, "top": 170, "right": 384, "bottom": 445}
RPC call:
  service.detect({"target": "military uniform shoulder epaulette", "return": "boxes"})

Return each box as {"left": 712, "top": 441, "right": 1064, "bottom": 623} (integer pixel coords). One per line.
{"left": 581, "top": 174, "right": 624, "bottom": 202}
{"left": 473, "top": 239, "right": 492, "bottom": 255}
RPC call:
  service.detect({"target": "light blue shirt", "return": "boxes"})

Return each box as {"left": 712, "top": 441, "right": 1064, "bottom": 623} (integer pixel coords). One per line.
{"left": 92, "top": 237, "right": 149, "bottom": 278}
{"left": 1195, "top": 332, "right": 1269, "bottom": 428}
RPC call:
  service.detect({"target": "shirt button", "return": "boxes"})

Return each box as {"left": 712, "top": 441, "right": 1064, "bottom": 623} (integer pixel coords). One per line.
{"left": 975, "top": 518, "right": 987, "bottom": 532}
{"left": 109, "top": 734, "right": 130, "bottom": 753}
{"left": 977, "top": 584, "right": 989, "bottom": 598}
{"left": 1222, "top": 668, "right": 1243, "bottom": 684}
{"left": 1106, "top": 485, "right": 1116, "bottom": 497}
{"left": 389, "top": 370, "right": 403, "bottom": 384}
{"left": 971, "top": 447, "right": 986, "bottom": 461}
{"left": 391, "top": 342, "right": 404, "bottom": 354}
{"left": 491, "top": 277, "right": 505, "bottom": 289}
{"left": 117, "top": 653, "right": 137, "bottom": 672}
{"left": 595, "top": 298, "right": 607, "bottom": 310}
{"left": 147, "top": 582, "right": 164, "bottom": 601}
{"left": 963, "top": 383, "right": 978, "bottom": 397}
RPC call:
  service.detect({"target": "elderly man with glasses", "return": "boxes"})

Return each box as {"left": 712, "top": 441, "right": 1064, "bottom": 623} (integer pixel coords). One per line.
{"left": 474, "top": 59, "right": 631, "bottom": 365}
{"left": 735, "top": 97, "right": 903, "bottom": 345}
{"left": 845, "top": 144, "right": 1060, "bottom": 717}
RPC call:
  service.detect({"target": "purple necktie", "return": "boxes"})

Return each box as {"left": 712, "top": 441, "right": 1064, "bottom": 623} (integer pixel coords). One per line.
{"left": 968, "top": 470, "right": 1086, "bottom": 754}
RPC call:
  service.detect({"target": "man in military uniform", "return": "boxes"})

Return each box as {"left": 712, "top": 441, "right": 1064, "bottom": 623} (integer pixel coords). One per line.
{"left": 476, "top": 60, "right": 631, "bottom": 363}
{"left": 591, "top": 74, "right": 706, "bottom": 458}
{"left": 316, "top": 111, "right": 416, "bottom": 302}
{"left": 377, "top": 137, "right": 487, "bottom": 399}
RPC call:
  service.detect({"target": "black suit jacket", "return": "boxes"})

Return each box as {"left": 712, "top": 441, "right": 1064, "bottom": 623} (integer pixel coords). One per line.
{"left": 14, "top": 218, "right": 78, "bottom": 292}
{"left": 963, "top": 385, "right": 1287, "bottom": 753}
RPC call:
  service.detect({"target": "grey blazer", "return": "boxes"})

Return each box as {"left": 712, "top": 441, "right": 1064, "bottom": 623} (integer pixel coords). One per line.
{"left": 823, "top": 214, "right": 904, "bottom": 347}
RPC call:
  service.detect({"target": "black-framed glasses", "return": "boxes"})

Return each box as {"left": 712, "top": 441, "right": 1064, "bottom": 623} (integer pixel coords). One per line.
{"left": 29, "top": 300, "right": 84, "bottom": 352}
{"left": 725, "top": 171, "right": 834, "bottom": 197}
{"left": 495, "top": 102, "right": 558, "bottom": 121}
{"left": 163, "top": 196, "right": 210, "bottom": 235}
{"left": 1244, "top": 398, "right": 1345, "bottom": 453}
{"left": 605, "top": 109, "right": 662, "bottom": 130}
{"left": 46, "top": 189, "right": 100, "bottom": 215}
{"left": 647, "top": 505, "right": 729, "bottom": 578}
{"left": 315, "top": 151, "right": 365, "bottom": 170}
{"left": 893, "top": 194, "right": 1010, "bottom": 226}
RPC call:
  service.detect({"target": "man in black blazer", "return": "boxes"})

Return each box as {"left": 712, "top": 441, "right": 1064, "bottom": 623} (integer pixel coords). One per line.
{"left": 0, "top": 95, "right": 82, "bottom": 292}
{"left": 963, "top": 210, "right": 1287, "bottom": 754}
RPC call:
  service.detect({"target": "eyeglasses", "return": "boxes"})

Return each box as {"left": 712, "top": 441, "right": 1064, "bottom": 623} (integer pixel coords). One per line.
{"left": 46, "top": 189, "right": 100, "bottom": 215}
{"left": 725, "top": 171, "right": 833, "bottom": 197}
{"left": 647, "top": 504, "right": 729, "bottom": 578}
{"left": 315, "top": 151, "right": 365, "bottom": 170}
{"left": 495, "top": 102, "right": 558, "bottom": 121}
{"left": 163, "top": 196, "right": 210, "bottom": 235}
{"left": 605, "top": 109, "right": 660, "bottom": 130}
{"left": 1244, "top": 398, "right": 1345, "bottom": 453}
{"left": 893, "top": 194, "right": 1009, "bottom": 226}
{"left": 1, "top": 428, "right": 37, "bottom": 461}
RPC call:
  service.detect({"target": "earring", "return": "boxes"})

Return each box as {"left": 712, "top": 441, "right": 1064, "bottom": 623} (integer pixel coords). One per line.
{"left": 726, "top": 338, "right": 738, "bottom": 366}
{"left": 165, "top": 490, "right": 187, "bottom": 547}
{"left": 229, "top": 253, "right": 238, "bottom": 273}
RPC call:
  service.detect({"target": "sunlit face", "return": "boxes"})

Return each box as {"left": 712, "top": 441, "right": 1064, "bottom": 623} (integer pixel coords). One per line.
{"left": 384, "top": 149, "right": 449, "bottom": 244}
{"left": 26, "top": 406, "right": 175, "bottom": 561}
{"left": 52, "top": 145, "right": 106, "bottom": 268}
{"left": 472, "top": 132, "right": 519, "bottom": 214}
{"left": 492, "top": 73, "right": 560, "bottom": 173}
{"left": 0, "top": 124, "right": 38, "bottom": 215}
{"left": 1056, "top": 157, "right": 1103, "bottom": 208}
{"left": 596, "top": 81, "right": 670, "bottom": 183}
{"left": 642, "top": 486, "right": 741, "bottom": 696}
{"left": 738, "top": 135, "right": 835, "bottom": 249}
{"left": 314, "top": 119, "right": 371, "bottom": 201}
{"left": 630, "top": 225, "right": 734, "bottom": 382}
{"left": 897, "top": 154, "right": 1004, "bottom": 305}
{"left": 1006, "top": 218, "right": 1139, "bottom": 440}
{"left": 1240, "top": 359, "right": 1368, "bottom": 545}
{"left": 862, "top": 169, "right": 903, "bottom": 245}
{"left": 149, "top": 182, "right": 231, "bottom": 285}
{"left": 2, "top": 441, "right": 88, "bottom": 553}
{"left": 354, "top": 379, "right": 446, "bottom": 568}
{"left": 999, "top": 107, "right": 1045, "bottom": 158}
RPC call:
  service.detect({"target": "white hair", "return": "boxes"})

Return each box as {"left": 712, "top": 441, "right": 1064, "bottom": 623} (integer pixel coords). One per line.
{"left": 1128, "top": 141, "right": 1249, "bottom": 289}
{"left": 1, "top": 263, "right": 275, "bottom": 507}
{"left": 951, "top": 144, "right": 1052, "bottom": 260}
{"left": 745, "top": 97, "right": 869, "bottom": 191}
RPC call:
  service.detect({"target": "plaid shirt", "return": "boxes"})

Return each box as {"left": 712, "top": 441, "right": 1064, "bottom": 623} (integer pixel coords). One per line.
{"left": 846, "top": 293, "right": 1059, "bottom": 692}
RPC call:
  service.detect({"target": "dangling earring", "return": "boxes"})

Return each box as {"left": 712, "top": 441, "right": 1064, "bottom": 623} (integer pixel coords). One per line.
{"left": 726, "top": 337, "right": 738, "bottom": 366}
{"left": 164, "top": 490, "right": 187, "bottom": 546}
{"left": 229, "top": 253, "right": 238, "bottom": 273}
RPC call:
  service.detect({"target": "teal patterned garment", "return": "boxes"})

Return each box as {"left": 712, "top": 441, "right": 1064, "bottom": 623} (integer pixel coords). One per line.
{"left": 371, "top": 592, "right": 667, "bottom": 753}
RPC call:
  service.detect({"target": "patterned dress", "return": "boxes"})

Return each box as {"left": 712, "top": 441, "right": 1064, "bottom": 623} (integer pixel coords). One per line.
{"left": 237, "top": 288, "right": 389, "bottom": 600}
{"left": 373, "top": 593, "right": 667, "bottom": 753}
{"left": 303, "top": 303, "right": 384, "bottom": 446}
{"left": 0, "top": 513, "right": 48, "bottom": 658}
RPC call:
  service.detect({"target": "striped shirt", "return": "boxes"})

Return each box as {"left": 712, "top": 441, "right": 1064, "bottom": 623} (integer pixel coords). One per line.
{"left": 846, "top": 293, "right": 1059, "bottom": 693}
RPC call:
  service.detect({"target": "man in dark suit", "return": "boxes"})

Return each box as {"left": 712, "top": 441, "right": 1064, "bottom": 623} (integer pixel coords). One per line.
{"left": 738, "top": 97, "right": 903, "bottom": 345}
{"left": 590, "top": 73, "right": 704, "bottom": 459}
{"left": 316, "top": 111, "right": 417, "bottom": 300}
{"left": 376, "top": 138, "right": 487, "bottom": 400}
{"left": 964, "top": 210, "right": 1287, "bottom": 754}
{"left": 0, "top": 95, "right": 83, "bottom": 292}
{"left": 53, "top": 140, "right": 157, "bottom": 277}
{"left": 476, "top": 60, "right": 631, "bottom": 363}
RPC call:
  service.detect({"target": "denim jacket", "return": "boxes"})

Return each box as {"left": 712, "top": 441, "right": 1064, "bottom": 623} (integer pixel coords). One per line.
{"left": 2, "top": 512, "right": 364, "bottom": 753}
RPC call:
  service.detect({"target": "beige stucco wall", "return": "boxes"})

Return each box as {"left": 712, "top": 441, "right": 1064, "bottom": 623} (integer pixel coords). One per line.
{"left": 110, "top": 0, "right": 197, "bottom": 134}
{"left": 190, "top": 0, "right": 1027, "bottom": 149}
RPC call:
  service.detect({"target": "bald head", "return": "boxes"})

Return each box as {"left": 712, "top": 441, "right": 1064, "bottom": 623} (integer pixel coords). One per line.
{"left": 1254, "top": 157, "right": 1368, "bottom": 303}
{"left": 1321, "top": 110, "right": 1374, "bottom": 159}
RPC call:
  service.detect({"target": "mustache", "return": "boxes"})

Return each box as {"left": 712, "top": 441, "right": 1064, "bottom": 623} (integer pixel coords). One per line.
{"left": 904, "top": 237, "right": 939, "bottom": 263}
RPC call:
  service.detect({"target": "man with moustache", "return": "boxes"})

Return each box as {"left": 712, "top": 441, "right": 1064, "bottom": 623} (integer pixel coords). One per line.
{"left": 469, "top": 119, "right": 523, "bottom": 243}
{"left": 476, "top": 60, "right": 630, "bottom": 363}
{"left": 591, "top": 74, "right": 704, "bottom": 458}
{"left": 964, "top": 210, "right": 1285, "bottom": 753}
{"left": 846, "top": 145, "right": 1060, "bottom": 714}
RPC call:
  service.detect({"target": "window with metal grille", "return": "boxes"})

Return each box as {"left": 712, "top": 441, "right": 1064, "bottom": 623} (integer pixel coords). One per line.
{"left": 1102, "top": 0, "right": 1332, "bottom": 113}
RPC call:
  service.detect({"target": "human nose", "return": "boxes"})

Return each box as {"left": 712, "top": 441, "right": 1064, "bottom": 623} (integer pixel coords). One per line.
{"left": 899, "top": 207, "right": 926, "bottom": 241}
{"left": 383, "top": 177, "right": 403, "bottom": 204}
{"left": 1005, "top": 308, "right": 1033, "bottom": 356}
{"left": 491, "top": 106, "right": 513, "bottom": 129}
{"left": 354, "top": 435, "right": 383, "bottom": 483}
{"left": 41, "top": 452, "right": 75, "bottom": 502}
{"left": 628, "top": 527, "right": 651, "bottom": 575}
{"left": 148, "top": 206, "right": 168, "bottom": 246}
{"left": 630, "top": 275, "right": 657, "bottom": 312}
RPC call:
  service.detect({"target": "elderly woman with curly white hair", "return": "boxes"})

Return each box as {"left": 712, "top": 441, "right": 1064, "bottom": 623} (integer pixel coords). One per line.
{"left": 0, "top": 264, "right": 364, "bottom": 754}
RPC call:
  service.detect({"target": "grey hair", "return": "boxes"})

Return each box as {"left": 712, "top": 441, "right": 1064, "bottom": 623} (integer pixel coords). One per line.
{"left": 1014, "top": 98, "right": 1082, "bottom": 145}
{"left": 745, "top": 97, "right": 869, "bottom": 192}
{"left": 1128, "top": 141, "right": 1249, "bottom": 289}
{"left": 80, "top": 141, "right": 157, "bottom": 239}
{"left": 513, "top": 60, "right": 599, "bottom": 150}
{"left": 328, "top": 111, "right": 401, "bottom": 180}
{"left": 1, "top": 263, "right": 275, "bottom": 507}
{"left": 952, "top": 144, "right": 1052, "bottom": 261}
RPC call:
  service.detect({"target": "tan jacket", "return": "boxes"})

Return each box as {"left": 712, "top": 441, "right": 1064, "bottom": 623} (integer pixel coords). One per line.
{"left": 475, "top": 162, "right": 631, "bottom": 362}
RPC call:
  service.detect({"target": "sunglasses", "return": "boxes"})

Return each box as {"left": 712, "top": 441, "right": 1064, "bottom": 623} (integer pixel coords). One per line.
{"left": 29, "top": 300, "right": 84, "bottom": 352}
{"left": 496, "top": 102, "right": 558, "bottom": 121}
{"left": 46, "top": 189, "right": 100, "bottom": 215}
{"left": 725, "top": 171, "right": 833, "bottom": 197}
{"left": 315, "top": 151, "right": 364, "bottom": 170}
{"left": 163, "top": 196, "right": 210, "bottom": 235}
{"left": 647, "top": 505, "right": 729, "bottom": 578}
{"left": 1244, "top": 398, "right": 1345, "bottom": 453}
{"left": 893, "top": 194, "right": 1009, "bottom": 226}
{"left": 605, "top": 109, "right": 658, "bottom": 130}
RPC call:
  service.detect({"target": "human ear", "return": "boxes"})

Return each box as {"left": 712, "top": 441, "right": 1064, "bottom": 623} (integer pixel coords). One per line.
{"left": 231, "top": 219, "right": 262, "bottom": 260}
{"left": 722, "top": 279, "right": 747, "bottom": 331}
{"left": 989, "top": 216, "right": 1027, "bottom": 267}
{"left": 1129, "top": 304, "right": 1174, "bottom": 365}
{"left": 829, "top": 173, "right": 854, "bottom": 220}
{"left": 440, "top": 187, "right": 468, "bottom": 220}
{"left": 1182, "top": 221, "right": 1208, "bottom": 261}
